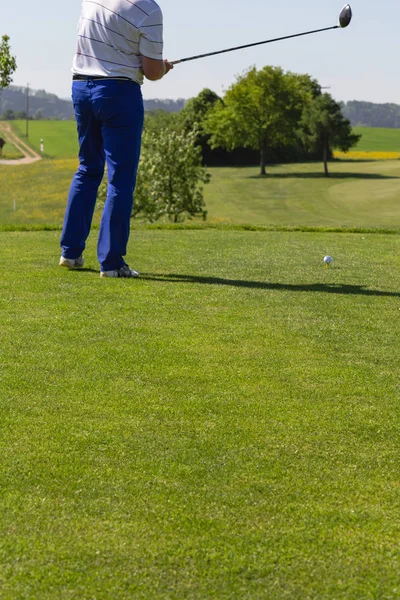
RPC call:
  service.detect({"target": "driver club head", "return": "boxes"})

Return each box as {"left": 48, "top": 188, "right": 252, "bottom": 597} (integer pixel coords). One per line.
{"left": 339, "top": 4, "right": 352, "bottom": 28}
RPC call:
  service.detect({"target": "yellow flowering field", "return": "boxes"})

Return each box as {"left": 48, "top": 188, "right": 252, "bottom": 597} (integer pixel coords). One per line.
{"left": 334, "top": 151, "right": 400, "bottom": 160}
{"left": 0, "top": 159, "right": 81, "bottom": 225}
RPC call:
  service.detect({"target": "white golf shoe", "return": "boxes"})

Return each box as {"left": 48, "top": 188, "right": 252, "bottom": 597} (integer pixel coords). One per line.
{"left": 59, "top": 255, "right": 84, "bottom": 269}
{"left": 100, "top": 265, "right": 139, "bottom": 278}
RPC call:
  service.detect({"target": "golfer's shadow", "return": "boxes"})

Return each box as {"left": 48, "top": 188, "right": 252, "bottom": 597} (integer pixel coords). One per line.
{"left": 142, "top": 273, "right": 400, "bottom": 298}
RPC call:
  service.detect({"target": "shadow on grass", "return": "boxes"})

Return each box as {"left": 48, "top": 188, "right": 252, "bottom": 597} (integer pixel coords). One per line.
{"left": 247, "top": 172, "right": 400, "bottom": 180}
{"left": 142, "top": 273, "right": 400, "bottom": 298}
{"left": 70, "top": 267, "right": 99, "bottom": 274}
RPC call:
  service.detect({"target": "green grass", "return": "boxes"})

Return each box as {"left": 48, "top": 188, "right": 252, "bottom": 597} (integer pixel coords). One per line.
{"left": 354, "top": 126, "right": 400, "bottom": 152}
{"left": 203, "top": 161, "right": 400, "bottom": 228}
{"left": 1, "top": 228, "right": 400, "bottom": 598}
{"left": 1, "top": 122, "right": 400, "bottom": 598}
{"left": 1, "top": 160, "right": 400, "bottom": 229}
{"left": 12, "top": 120, "right": 78, "bottom": 159}
{"left": 0, "top": 124, "right": 24, "bottom": 159}
{"left": 0, "top": 140, "right": 24, "bottom": 159}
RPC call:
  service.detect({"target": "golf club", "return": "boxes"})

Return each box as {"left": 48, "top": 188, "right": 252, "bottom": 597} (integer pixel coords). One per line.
{"left": 171, "top": 5, "right": 352, "bottom": 65}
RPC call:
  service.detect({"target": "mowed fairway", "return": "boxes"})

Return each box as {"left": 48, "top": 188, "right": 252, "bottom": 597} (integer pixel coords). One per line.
{"left": 203, "top": 161, "right": 400, "bottom": 228}
{"left": 1, "top": 122, "right": 400, "bottom": 597}
{"left": 1, "top": 228, "right": 400, "bottom": 598}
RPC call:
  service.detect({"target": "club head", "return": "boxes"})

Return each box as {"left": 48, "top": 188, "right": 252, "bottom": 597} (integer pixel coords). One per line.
{"left": 339, "top": 4, "right": 352, "bottom": 28}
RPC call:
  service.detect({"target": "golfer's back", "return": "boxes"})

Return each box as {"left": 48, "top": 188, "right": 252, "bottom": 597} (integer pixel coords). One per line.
{"left": 73, "top": 0, "right": 163, "bottom": 84}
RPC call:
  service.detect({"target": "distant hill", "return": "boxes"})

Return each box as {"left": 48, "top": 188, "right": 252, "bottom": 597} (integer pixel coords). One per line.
{"left": 0, "top": 86, "right": 185, "bottom": 120}
{"left": 0, "top": 86, "right": 75, "bottom": 120}
{"left": 341, "top": 101, "right": 400, "bottom": 128}
{"left": 143, "top": 98, "right": 186, "bottom": 112}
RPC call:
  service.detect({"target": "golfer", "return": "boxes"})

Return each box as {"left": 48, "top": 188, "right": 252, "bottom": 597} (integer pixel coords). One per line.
{"left": 60, "top": 0, "right": 173, "bottom": 277}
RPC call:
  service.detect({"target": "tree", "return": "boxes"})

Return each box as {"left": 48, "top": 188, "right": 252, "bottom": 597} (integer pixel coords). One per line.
{"left": 135, "top": 128, "right": 210, "bottom": 222}
{"left": 97, "top": 128, "right": 210, "bottom": 223}
{"left": 0, "top": 35, "right": 17, "bottom": 90}
{"left": 204, "top": 66, "right": 318, "bottom": 175}
{"left": 1, "top": 109, "right": 15, "bottom": 120}
{"left": 300, "top": 93, "right": 361, "bottom": 176}
{"left": 180, "top": 88, "right": 223, "bottom": 164}
{"left": 181, "top": 89, "right": 221, "bottom": 131}
{"left": 144, "top": 109, "right": 182, "bottom": 135}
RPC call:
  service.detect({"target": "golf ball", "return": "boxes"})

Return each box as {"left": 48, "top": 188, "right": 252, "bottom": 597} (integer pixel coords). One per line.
{"left": 324, "top": 255, "right": 333, "bottom": 264}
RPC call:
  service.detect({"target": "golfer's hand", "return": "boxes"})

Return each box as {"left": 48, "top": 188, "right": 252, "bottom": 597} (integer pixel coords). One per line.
{"left": 163, "top": 60, "right": 174, "bottom": 75}
{"left": 142, "top": 56, "right": 173, "bottom": 80}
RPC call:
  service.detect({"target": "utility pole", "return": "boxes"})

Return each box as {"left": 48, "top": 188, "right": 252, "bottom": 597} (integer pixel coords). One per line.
{"left": 25, "top": 83, "right": 30, "bottom": 138}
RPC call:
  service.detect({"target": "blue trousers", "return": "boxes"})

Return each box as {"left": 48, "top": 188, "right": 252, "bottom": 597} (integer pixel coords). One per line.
{"left": 60, "top": 78, "right": 144, "bottom": 271}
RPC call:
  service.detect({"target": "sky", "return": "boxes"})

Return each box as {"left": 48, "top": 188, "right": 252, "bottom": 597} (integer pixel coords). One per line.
{"left": 2, "top": 0, "right": 399, "bottom": 105}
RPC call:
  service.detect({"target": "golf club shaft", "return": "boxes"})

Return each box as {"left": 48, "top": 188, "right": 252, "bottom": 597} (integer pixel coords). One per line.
{"left": 171, "top": 25, "right": 339, "bottom": 65}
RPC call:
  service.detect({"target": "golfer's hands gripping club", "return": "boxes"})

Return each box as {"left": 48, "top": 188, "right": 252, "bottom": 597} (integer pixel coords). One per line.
{"left": 163, "top": 60, "right": 174, "bottom": 76}
{"left": 141, "top": 56, "right": 174, "bottom": 81}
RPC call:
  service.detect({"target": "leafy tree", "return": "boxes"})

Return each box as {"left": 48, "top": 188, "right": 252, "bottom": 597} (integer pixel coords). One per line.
{"left": 0, "top": 35, "right": 17, "bottom": 90}
{"left": 300, "top": 93, "right": 361, "bottom": 176}
{"left": 180, "top": 88, "right": 223, "bottom": 164}
{"left": 204, "top": 66, "right": 318, "bottom": 175}
{"left": 98, "top": 128, "right": 210, "bottom": 223}
{"left": 1, "top": 108, "right": 15, "bottom": 120}
{"left": 144, "top": 109, "right": 182, "bottom": 135}
{"left": 181, "top": 88, "right": 221, "bottom": 132}
{"left": 135, "top": 128, "right": 210, "bottom": 222}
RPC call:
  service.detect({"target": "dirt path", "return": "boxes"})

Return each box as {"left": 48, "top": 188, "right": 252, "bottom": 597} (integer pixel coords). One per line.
{"left": 0, "top": 122, "right": 42, "bottom": 165}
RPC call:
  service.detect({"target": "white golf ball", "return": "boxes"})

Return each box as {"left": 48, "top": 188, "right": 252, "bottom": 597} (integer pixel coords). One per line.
{"left": 324, "top": 255, "right": 333, "bottom": 264}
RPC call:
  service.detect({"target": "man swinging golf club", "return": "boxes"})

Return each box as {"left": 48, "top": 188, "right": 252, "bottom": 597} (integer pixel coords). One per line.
{"left": 60, "top": 0, "right": 173, "bottom": 278}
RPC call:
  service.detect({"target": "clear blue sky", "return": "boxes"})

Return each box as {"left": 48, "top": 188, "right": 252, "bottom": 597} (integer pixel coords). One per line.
{"left": 2, "top": 0, "right": 398, "bottom": 104}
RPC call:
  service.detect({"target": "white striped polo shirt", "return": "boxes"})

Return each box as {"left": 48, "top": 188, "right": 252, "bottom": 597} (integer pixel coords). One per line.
{"left": 72, "top": 0, "right": 163, "bottom": 85}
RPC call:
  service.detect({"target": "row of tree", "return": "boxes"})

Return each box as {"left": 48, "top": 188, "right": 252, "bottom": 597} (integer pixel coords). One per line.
{"left": 0, "top": 109, "right": 36, "bottom": 120}
{"left": 98, "top": 66, "right": 361, "bottom": 222}
{"left": 179, "top": 66, "right": 359, "bottom": 176}
{"left": 341, "top": 100, "right": 400, "bottom": 128}
{"left": 97, "top": 67, "right": 360, "bottom": 223}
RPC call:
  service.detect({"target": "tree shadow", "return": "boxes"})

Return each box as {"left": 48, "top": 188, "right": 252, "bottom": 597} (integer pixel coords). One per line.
{"left": 142, "top": 273, "right": 400, "bottom": 298}
{"left": 247, "top": 172, "right": 400, "bottom": 180}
